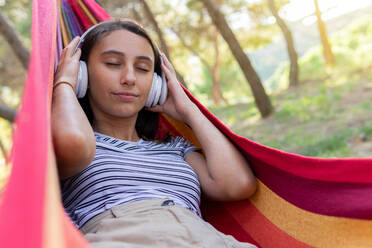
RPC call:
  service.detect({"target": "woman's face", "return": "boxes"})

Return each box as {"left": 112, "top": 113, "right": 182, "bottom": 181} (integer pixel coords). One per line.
{"left": 87, "top": 29, "right": 155, "bottom": 120}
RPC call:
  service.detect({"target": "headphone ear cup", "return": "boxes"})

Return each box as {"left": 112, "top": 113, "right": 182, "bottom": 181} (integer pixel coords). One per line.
{"left": 159, "top": 70, "right": 168, "bottom": 105}
{"left": 145, "top": 73, "right": 157, "bottom": 107}
{"left": 76, "top": 61, "right": 88, "bottom": 98}
{"left": 152, "top": 73, "right": 162, "bottom": 106}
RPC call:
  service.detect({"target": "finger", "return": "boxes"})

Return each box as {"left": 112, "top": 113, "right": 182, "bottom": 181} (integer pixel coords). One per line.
{"left": 61, "top": 47, "right": 68, "bottom": 60}
{"left": 161, "top": 53, "right": 173, "bottom": 68}
{"left": 161, "top": 53, "right": 169, "bottom": 64}
{"left": 161, "top": 54, "right": 176, "bottom": 75}
{"left": 65, "top": 36, "right": 80, "bottom": 50}
{"left": 72, "top": 48, "right": 82, "bottom": 60}
{"left": 66, "top": 36, "right": 81, "bottom": 57}
{"left": 160, "top": 63, "right": 172, "bottom": 81}
{"left": 145, "top": 105, "right": 162, "bottom": 112}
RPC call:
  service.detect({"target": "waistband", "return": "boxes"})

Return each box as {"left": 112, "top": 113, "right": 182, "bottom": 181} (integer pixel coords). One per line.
{"left": 80, "top": 198, "right": 176, "bottom": 234}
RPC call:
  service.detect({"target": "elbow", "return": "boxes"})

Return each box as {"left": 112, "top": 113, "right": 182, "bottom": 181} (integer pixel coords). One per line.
{"left": 54, "top": 130, "right": 95, "bottom": 157}
{"left": 226, "top": 176, "right": 257, "bottom": 201}
{"left": 239, "top": 176, "right": 257, "bottom": 199}
{"left": 53, "top": 130, "right": 96, "bottom": 179}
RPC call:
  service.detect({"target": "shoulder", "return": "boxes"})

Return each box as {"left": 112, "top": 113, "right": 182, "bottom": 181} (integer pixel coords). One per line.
{"left": 167, "top": 136, "right": 196, "bottom": 148}
{"left": 168, "top": 136, "right": 201, "bottom": 158}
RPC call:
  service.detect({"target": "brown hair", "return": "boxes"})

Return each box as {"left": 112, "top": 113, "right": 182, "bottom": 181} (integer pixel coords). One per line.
{"left": 78, "top": 19, "right": 169, "bottom": 142}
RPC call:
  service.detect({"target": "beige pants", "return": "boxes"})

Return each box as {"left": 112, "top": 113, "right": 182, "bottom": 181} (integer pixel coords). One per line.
{"left": 81, "top": 198, "right": 257, "bottom": 248}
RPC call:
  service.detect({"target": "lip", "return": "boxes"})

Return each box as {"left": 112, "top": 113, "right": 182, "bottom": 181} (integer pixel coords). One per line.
{"left": 113, "top": 92, "right": 139, "bottom": 101}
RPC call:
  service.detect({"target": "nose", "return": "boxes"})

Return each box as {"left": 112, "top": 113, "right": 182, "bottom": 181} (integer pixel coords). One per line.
{"left": 120, "top": 65, "right": 136, "bottom": 86}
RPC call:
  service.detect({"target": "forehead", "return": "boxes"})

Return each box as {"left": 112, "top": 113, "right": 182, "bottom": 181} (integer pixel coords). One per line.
{"left": 92, "top": 29, "right": 155, "bottom": 59}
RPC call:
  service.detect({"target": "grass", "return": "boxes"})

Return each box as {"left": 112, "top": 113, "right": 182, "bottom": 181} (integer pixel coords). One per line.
{"left": 209, "top": 72, "right": 372, "bottom": 157}
{"left": 207, "top": 17, "right": 372, "bottom": 158}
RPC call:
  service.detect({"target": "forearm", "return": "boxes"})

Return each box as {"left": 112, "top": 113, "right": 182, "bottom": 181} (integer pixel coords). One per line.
{"left": 52, "top": 84, "right": 95, "bottom": 178}
{"left": 149, "top": 53, "right": 256, "bottom": 199}
{"left": 185, "top": 104, "right": 256, "bottom": 197}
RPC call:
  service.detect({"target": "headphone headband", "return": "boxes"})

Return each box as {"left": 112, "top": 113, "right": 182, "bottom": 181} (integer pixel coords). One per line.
{"left": 74, "top": 21, "right": 113, "bottom": 54}
{"left": 74, "top": 21, "right": 163, "bottom": 59}
{"left": 73, "top": 20, "right": 167, "bottom": 105}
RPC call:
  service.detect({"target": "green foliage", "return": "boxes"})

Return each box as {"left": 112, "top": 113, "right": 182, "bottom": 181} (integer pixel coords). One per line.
{"left": 0, "top": 0, "right": 32, "bottom": 46}
{"left": 300, "top": 131, "right": 352, "bottom": 157}
{"left": 268, "top": 16, "right": 372, "bottom": 90}
{"left": 1, "top": 0, "right": 371, "bottom": 161}
{"left": 360, "top": 124, "right": 372, "bottom": 140}
{"left": 299, "top": 47, "right": 327, "bottom": 81}
{"left": 212, "top": 60, "right": 372, "bottom": 158}
{"left": 213, "top": 78, "right": 372, "bottom": 157}
{"left": 208, "top": 14, "right": 372, "bottom": 158}
{"left": 193, "top": 63, "right": 213, "bottom": 101}
{"left": 0, "top": 118, "right": 12, "bottom": 166}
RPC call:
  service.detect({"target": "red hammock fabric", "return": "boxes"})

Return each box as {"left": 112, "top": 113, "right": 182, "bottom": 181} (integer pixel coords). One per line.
{"left": 0, "top": 0, "right": 371, "bottom": 247}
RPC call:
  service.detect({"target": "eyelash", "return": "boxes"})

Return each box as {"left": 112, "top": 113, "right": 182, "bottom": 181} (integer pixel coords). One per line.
{"left": 105, "top": 63, "right": 149, "bottom": 72}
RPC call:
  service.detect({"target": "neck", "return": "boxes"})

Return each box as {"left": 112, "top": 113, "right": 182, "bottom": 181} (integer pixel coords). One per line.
{"left": 92, "top": 114, "right": 140, "bottom": 142}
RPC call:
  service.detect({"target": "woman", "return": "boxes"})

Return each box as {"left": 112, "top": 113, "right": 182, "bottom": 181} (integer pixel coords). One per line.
{"left": 52, "top": 19, "right": 257, "bottom": 248}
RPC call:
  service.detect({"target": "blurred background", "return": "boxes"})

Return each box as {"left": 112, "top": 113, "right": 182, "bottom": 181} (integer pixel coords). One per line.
{"left": 0, "top": 0, "right": 372, "bottom": 175}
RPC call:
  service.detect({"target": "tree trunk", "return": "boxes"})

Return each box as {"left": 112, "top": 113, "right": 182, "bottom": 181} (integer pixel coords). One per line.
{"left": 131, "top": 4, "right": 143, "bottom": 23}
{"left": 0, "top": 10, "right": 29, "bottom": 70}
{"left": 200, "top": 0, "right": 273, "bottom": 117}
{"left": 268, "top": 0, "right": 299, "bottom": 87}
{"left": 0, "top": 102, "right": 16, "bottom": 122}
{"left": 139, "top": 0, "right": 188, "bottom": 88}
{"left": 313, "top": 0, "right": 335, "bottom": 66}
{"left": 212, "top": 31, "right": 227, "bottom": 105}
{"left": 173, "top": 28, "right": 225, "bottom": 105}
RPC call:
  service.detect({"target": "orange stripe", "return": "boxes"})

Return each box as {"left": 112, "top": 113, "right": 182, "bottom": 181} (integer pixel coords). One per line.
{"left": 77, "top": 0, "right": 98, "bottom": 25}
{"left": 245, "top": 180, "right": 372, "bottom": 247}
{"left": 225, "top": 200, "right": 313, "bottom": 248}
{"left": 161, "top": 114, "right": 202, "bottom": 148}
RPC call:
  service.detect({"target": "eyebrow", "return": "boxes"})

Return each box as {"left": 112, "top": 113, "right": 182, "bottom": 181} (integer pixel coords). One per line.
{"left": 101, "top": 50, "right": 153, "bottom": 63}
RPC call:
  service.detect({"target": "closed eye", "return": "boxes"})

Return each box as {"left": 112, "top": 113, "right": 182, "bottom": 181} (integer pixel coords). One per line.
{"left": 137, "top": 67, "right": 150, "bottom": 72}
{"left": 106, "top": 63, "right": 121, "bottom": 66}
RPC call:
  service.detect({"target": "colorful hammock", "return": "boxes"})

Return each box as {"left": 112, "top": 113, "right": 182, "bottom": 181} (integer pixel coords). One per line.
{"left": 1, "top": 0, "right": 372, "bottom": 247}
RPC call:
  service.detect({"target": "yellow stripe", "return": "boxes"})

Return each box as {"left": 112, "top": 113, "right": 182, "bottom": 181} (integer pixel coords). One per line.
{"left": 77, "top": 0, "right": 98, "bottom": 25}
{"left": 249, "top": 180, "right": 372, "bottom": 248}
{"left": 58, "top": 1, "right": 70, "bottom": 46}
{"left": 161, "top": 114, "right": 202, "bottom": 149}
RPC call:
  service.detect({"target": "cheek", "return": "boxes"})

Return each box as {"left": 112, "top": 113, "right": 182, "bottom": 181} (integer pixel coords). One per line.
{"left": 140, "top": 74, "right": 154, "bottom": 94}
{"left": 88, "top": 64, "right": 118, "bottom": 86}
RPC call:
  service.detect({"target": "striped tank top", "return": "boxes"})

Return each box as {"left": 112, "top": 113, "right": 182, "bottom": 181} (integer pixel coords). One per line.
{"left": 61, "top": 131, "right": 202, "bottom": 229}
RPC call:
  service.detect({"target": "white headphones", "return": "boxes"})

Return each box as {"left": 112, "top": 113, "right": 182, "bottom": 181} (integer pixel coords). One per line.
{"left": 73, "top": 21, "right": 168, "bottom": 107}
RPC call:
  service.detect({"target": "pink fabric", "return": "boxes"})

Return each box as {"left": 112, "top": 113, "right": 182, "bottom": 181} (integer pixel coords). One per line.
{"left": 83, "top": 0, "right": 110, "bottom": 21}
{"left": 181, "top": 85, "right": 372, "bottom": 183}
{"left": 0, "top": 0, "right": 56, "bottom": 247}
{"left": 68, "top": 0, "right": 92, "bottom": 29}
{"left": 2, "top": 1, "right": 372, "bottom": 248}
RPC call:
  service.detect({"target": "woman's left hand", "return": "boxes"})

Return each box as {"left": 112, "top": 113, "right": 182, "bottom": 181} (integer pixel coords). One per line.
{"left": 145, "top": 53, "right": 198, "bottom": 124}
{"left": 147, "top": 55, "right": 257, "bottom": 202}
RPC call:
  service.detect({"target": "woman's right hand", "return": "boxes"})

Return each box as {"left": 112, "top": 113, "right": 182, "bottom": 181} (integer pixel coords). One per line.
{"left": 54, "top": 36, "right": 82, "bottom": 88}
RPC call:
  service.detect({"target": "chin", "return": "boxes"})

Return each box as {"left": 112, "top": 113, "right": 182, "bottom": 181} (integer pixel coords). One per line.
{"left": 114, "top": 106, "right": 143, "bottom": 118}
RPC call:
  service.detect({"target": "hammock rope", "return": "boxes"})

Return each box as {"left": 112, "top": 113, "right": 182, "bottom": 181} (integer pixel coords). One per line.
{"left": 0, "top": 0, "right": 372, "bottom": 247}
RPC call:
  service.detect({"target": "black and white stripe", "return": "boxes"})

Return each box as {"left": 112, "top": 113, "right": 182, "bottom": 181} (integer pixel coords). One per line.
{"left": 61, "top": 132, "right": 202, "bottom": 229}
